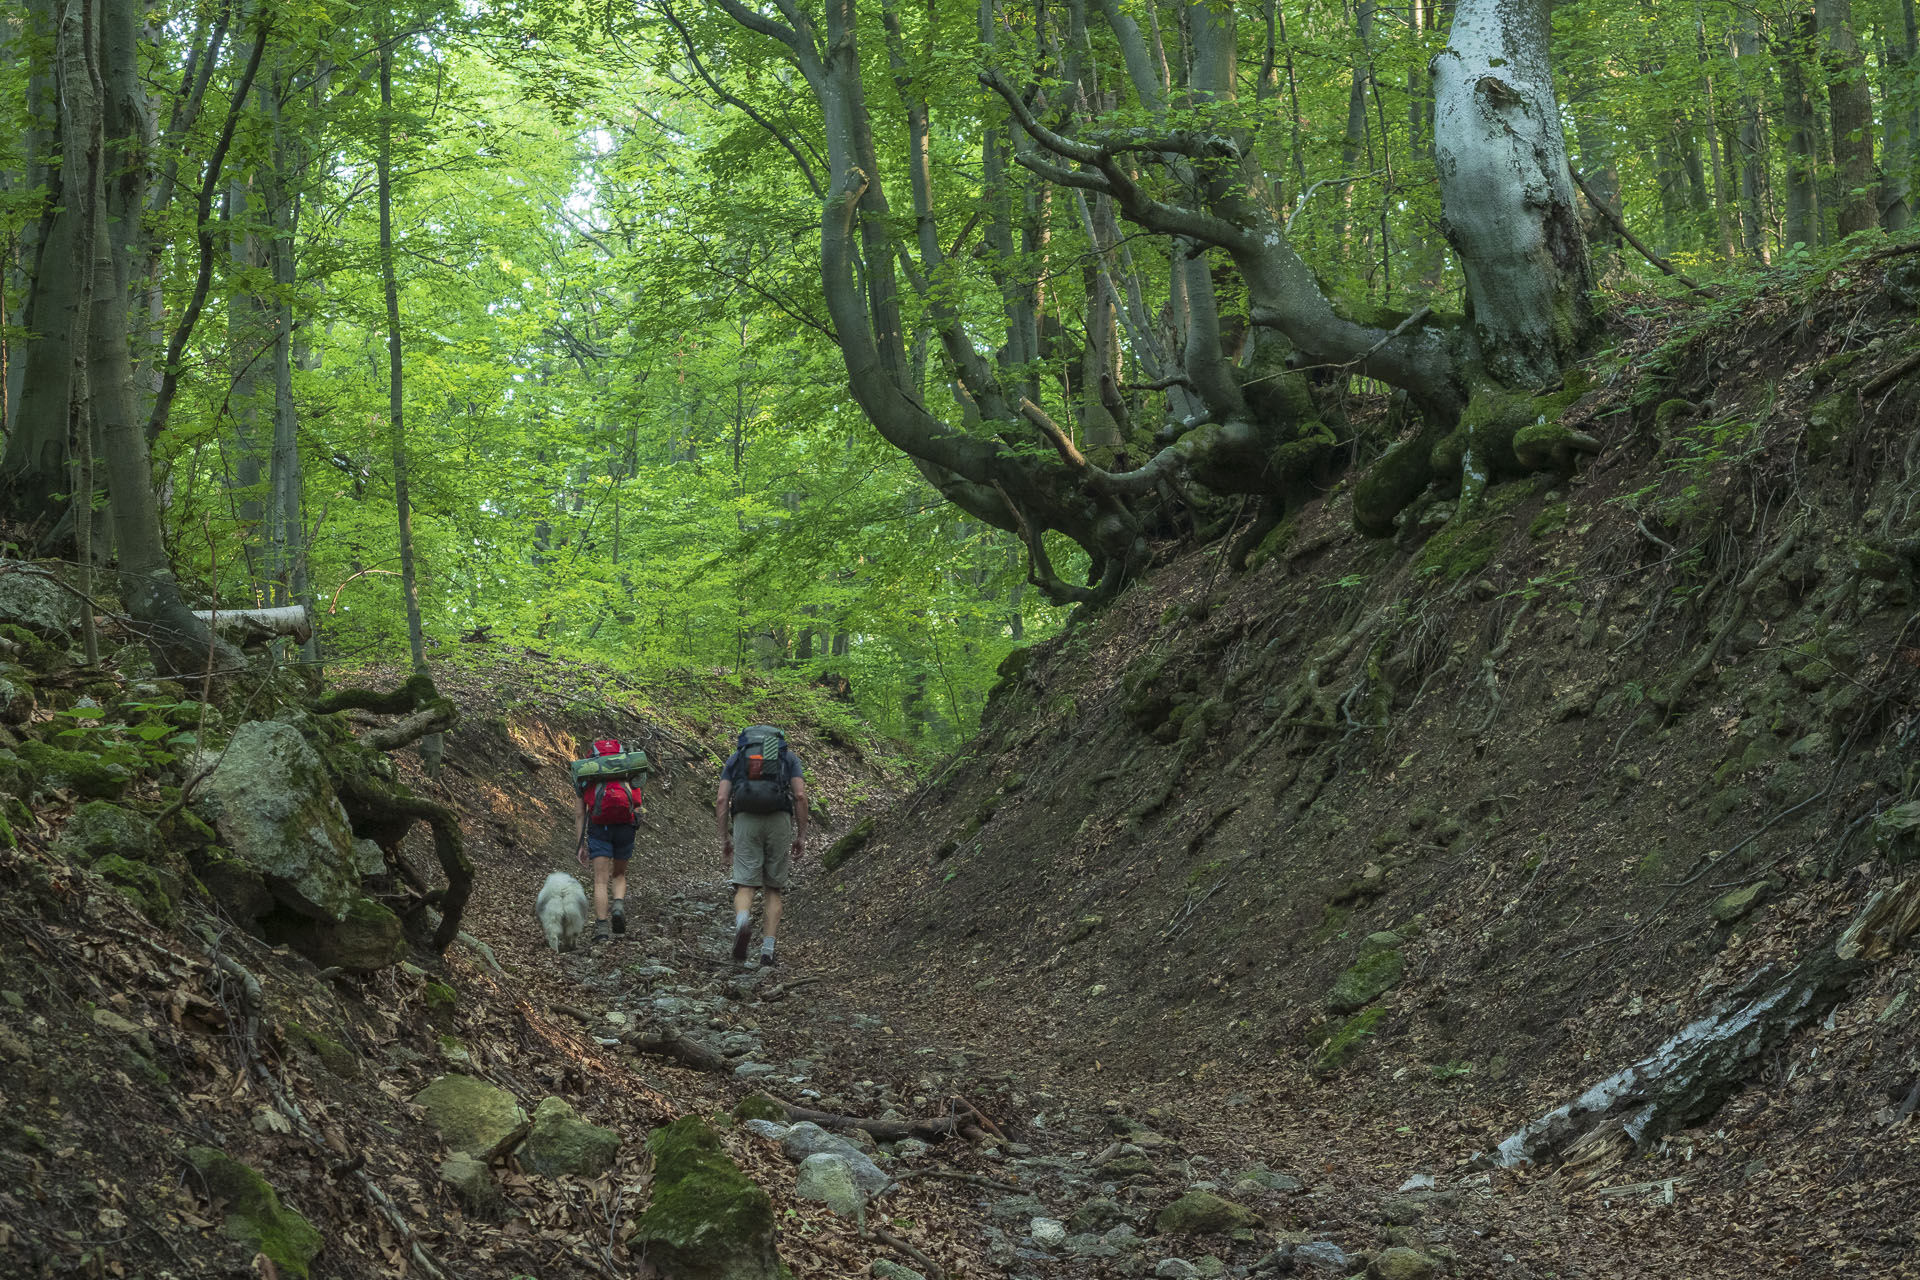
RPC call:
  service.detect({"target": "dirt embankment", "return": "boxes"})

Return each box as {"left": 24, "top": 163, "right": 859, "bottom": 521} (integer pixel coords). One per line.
{"left": 797, "top": 252, "right": 1920, "bottom": 1274}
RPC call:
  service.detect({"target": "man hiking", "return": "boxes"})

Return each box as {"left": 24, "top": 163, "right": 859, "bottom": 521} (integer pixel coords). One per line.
{"left": 574, "top": 738, "right": 645, "bottom": 946}
{"left": 716, "top": 725, "right": 807, "bottom": 967}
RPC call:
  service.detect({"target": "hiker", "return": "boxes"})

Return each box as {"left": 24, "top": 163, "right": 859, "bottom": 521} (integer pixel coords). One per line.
{"left": 716, "top": 725, "right": 807, "bottom": 967}
{"left": 573, "top": 738, "right": 646, "bottom": 945}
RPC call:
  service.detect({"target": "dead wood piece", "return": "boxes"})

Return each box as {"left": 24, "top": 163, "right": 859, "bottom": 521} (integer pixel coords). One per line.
{"left": 777, "top": 1101, "right": 966, "bottom": 1142}
{"left": 363, "top": 700, "right": 459, "bottom": 752}
{"left": 190, "top": 604, "right": 313, "bottom": 645}
{"left": 549, "top": 1002, "right": 730, "bottom": 1073}
{"left": 870, "top": 1225, "right": 944, "bottom": 1280}
{"left": 1489, "top": 877, "right": 1920, "bottom": 1170}
{"left": 1863, "top": 347, "right": 1920, "bottom": 399}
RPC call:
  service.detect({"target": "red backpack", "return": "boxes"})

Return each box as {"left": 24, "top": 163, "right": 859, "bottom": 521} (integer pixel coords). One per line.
{"left": 582, "top": 739, "right": 641, "bottom": 825}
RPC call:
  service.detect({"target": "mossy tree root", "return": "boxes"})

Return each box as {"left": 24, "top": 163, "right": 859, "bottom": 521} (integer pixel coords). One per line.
{"left": 309, "top": 671, "right": 440, "bottom": 717}
{"left": 337, "top": 776, "right": 471, "bottom": 952}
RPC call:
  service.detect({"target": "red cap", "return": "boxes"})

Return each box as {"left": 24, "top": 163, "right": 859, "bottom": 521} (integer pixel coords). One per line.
{"left": 594, "top": 739, "right": 620, "bottom": 756}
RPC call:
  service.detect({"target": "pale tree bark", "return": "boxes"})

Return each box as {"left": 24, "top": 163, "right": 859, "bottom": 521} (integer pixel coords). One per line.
{"left": 1431, "top": 0, "right": 1592, "bottom": 388}
{"left": 1814, "top": 0, "right": 1878, "bottom": 237}
{"left": 228, "top": 175, "right": 272, "bottom": 597}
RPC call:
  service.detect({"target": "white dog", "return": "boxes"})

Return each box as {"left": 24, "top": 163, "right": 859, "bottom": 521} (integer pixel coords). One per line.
{"left": 536, "top": 872, "right": 589, "bottom": 953}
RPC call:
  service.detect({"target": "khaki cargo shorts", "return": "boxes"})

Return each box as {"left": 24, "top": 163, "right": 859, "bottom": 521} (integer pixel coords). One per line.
{"left": 730, "top": 811, "right": 793, "bottom": 890}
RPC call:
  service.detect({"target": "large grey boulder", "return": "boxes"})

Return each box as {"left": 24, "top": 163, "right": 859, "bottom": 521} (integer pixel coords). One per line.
{"left": 0, "top": 569, "right": 75, "bottom": 640}
{"left": 278, "top": 897, "right": 407, "bottom": 972}
{"left": 193, "top": 721, "right": 360, "bottom": 920}
{"left": 780, "top": 1121, "right": 887, "bottom": 1194}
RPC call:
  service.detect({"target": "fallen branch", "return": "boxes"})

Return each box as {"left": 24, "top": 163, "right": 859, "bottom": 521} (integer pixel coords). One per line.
{"left": 1570, "top": 168, "right": 1710, "bottom": 297}
{"left": 775, "top": 1101, "right": 968, "bottom": 1142}
{"left": 869, "top": 1225, "right": 944, "bottom": 1280}
{"left": 1863, "top": 347, "right": 1920, "bottom": 399}
{"left": 363, "top": 700, "right": 459, "bottom": 752}
{"left": 549, "top": 1002, "right": 730, "bottom": 1073}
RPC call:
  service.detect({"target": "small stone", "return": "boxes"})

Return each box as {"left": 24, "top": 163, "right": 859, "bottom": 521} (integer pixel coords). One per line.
{"left": 1030, "top": 1217, "right": 1067, "bottom": 1247}
{"left": 794, "top": 1152, "right": 866, "bottom": 1217}
{"left": 1711, "top": 881, "right": 1770, "bottom": 925}
{"left": 439, "top": 1152, "right": 504, "bottom": 1216}
{"left": 1370, "top": 1246, "right": 1438, "bottom": 1280}
{"left": 871, "top": 1261, "right": 925, "bottom": 1280}
{"left": 1380, "top": 1196, "right": 1426, "bottom": 1226}
{"left": 781, "top": 1122, "right": 888, "bottom": 1194}
{"left": 990, "top": 1194, "right": 1048, "bottom": 1221}
{"left": 1153, "top": 1261, "right": 1196, "bottom": 1280}
{"left": 1191, "top": 1259, "right": 1227, "bottom": 1280}
{"left": 893, "top": 1138, "right": 932, "bottom": 1160}
{"left": 1293, "top": 1241, "right": 1350, "bottom": 1272}
{"left": 1396, "top": 1173, "right": 1435, "bottom": 1192}
{"left": 186, "top": 1147, "right": 323, "bottom": 1278}
{"left": 734, "top": 1061, "right": 777, "bottom": 1078}
{"left": 521, "top": 1096, "right": 620, "bottom": 1178}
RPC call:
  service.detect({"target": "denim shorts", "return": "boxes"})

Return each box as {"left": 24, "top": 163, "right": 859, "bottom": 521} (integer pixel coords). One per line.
{"left": 586, "top": 823, "right": 635, "bottom": 861}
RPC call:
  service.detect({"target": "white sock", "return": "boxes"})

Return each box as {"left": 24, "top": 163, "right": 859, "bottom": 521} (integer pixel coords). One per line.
{"left": 761, "top": 937, "right": 776, "bottom": 955}
{"left": 735, "top": 910, "right": 750, "bottom": 931}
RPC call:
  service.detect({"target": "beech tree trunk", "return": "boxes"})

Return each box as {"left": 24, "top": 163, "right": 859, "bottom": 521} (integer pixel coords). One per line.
{"left": 377, "top": 25, "right": 438, "bottom": 773}
{"left": 1430, "top": 0, "right": 1592, "bottom": 388}
{"left": 1778, "top": 19, "right": 1822, "bottom": 249}
{"left": 1815, "top": 0, "right": 1878, "bottom": 237}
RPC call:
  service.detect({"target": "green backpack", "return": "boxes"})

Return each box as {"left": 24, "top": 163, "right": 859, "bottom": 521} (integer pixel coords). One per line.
{"left": 570, "top": 747, "right": 651, "bottom": 793}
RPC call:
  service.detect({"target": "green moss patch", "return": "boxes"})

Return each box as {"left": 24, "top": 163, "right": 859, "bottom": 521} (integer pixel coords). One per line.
{"left": 18, "top": 741, "right": 133, "bottom": 799}
{"left": 186, "top": 1147, "right": 323, "bottom": 1278}
{"left": 1326, "top": 933, "right": 1406, "bottom": 1013}
{"left": 822, "top": 815, "right": 875, "bottom": 871}
{"left": 1312, "top": 1006, "right": 1387, "bottom": 1074}
{"left": 630, "top": 1117, "right": 783, "bottom": 1280}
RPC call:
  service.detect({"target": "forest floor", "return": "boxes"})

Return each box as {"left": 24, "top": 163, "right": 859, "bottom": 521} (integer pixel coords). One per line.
{"left": 7, "top": 251, "right": 1920, "bottom": 1280}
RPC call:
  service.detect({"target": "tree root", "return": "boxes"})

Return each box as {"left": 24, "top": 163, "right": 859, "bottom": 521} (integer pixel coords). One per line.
{"left": 1489, "top": 875, "right": 1920, "bottom": 1173}
{"left": 338, "top": 776, "right": 472, "bottom": 952}
{"left": 309, "top": 671, "right": 441, "bottom": 716}
{"left": 1653, "top": 530, "right": 1798, "bottom": 720}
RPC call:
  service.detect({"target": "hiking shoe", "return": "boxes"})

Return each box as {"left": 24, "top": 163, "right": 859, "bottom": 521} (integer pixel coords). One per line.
{"left": 759, "top": 949, "right": 777, "bottom": 970}
{"left": 731, "top": 919, "right": 752, "bottom": 964}
{"left": 611, "top": 910, "right": 626, "bottom": 936}
{"left": 593, "top": 921, "right": 611, "bottom": 945}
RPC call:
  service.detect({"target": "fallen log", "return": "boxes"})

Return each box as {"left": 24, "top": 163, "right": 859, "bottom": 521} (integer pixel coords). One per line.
{"left": 775, "top": 1101, "right": 968, "bottom": 1142}
{"left": 548, "top": 1002, "right": 729, "bottom": 1073}
{"left": 1488, "top": 876, "right": 1920, "bottom": 1172}
{"left": 190, "top": 604, "right": 313, "bottom": 645}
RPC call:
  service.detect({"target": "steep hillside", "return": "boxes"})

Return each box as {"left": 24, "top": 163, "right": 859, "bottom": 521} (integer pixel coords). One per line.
{"left": 799, "top": 252, "right": 1920, "bottom": 1271}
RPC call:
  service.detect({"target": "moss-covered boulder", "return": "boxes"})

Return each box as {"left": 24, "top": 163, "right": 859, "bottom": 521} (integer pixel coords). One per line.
{"left": 277, "top": 896, "right": 407, "bottom": 972}
{"left": 822, "top": 816, "right": 874, "bottom": 872}
{"left": 1326, "top": 932, "right": 1406, "bottom": 1013}
{"left": 1370, "top": 1246, "right": 1439, "bottom": 1280}
{"left": 18, "top": 740, "right": 132, "bottom": 799}
{"left": 52, "top": 801, "right": 163, "bottom": 865}
{"left": 629, "top": 1116, "right": 782, "bottom": 1280}
{"left": 521, "top": 1096, "right": 621, "bottom": 1178}
{"left": 192, "top": 720, "right": 360, "bottom": 921}
{"left": 186, "top": 1146, "right": 323, "bottom": 1279}
{"left": 415, "top": 1075, "right": 529, "bottom": 1159}
{"left": 1154, "top": 1189, "right": 1261, "bottom": 1235}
